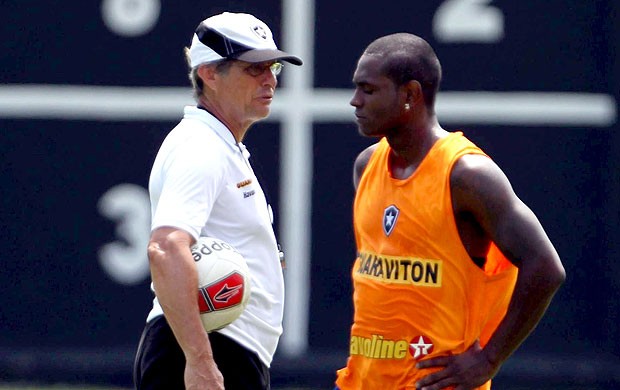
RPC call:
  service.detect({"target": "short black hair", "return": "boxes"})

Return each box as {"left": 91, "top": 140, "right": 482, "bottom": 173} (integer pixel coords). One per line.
{"left": 364, "top": 33, "right": 442, "bottom": 110}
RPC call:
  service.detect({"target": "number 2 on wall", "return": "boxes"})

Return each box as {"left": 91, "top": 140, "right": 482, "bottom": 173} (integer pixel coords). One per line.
{"left": 433, "top": 0, "right": 504, "bottom": 43}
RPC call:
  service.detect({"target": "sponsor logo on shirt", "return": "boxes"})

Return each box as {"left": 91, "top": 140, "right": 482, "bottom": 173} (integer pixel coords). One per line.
{"left": 409, "top": 335, "right": 434, "bottom": 360}
{"left": 236, "top": 179, "right": 253, "bottom": 188}
{"left": 356, "top": 252, "right": 442, "bottom": 287}
{"left": 349, "top": 334, "right": 435, "bottom": 360}
{"left": 235, "top": 178, "right": 256, "bottom": 198}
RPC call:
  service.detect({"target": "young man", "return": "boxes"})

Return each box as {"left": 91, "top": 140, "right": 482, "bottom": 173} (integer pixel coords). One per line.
{"left": 335, "top": 33, "right": 565, "bottom": 390}
{"left": 133, "top": 12, "right": 302, "bottom": 390}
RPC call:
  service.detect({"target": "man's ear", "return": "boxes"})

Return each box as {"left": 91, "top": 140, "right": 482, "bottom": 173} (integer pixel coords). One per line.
{"left": 197, "top": 64, "right": 218, "bottom": 91}
{"left": 403, "top": 79, "right": 423, "bottom": 107}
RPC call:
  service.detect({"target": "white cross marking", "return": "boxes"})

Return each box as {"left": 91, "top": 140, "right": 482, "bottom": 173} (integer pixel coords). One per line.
{"left": 0, "top": 0, "right": 616, "bottom": 360}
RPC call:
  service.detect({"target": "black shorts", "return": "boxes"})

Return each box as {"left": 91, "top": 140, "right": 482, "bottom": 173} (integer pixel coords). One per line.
{"left": 133, "top": 315, "right": 270, "bottom": 390}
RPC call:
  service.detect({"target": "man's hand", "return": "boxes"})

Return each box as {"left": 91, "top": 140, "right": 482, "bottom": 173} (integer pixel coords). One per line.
{"left": 185, "top": 357, "right": 224, "bottom": 390}
{"left": 415, "top": 340, "right": 498, "bottom": 390}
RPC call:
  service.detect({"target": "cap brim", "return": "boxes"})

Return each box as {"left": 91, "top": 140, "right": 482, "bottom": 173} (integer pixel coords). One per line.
{"left": 233, "top": 49, "right": 303, "bottom": 66}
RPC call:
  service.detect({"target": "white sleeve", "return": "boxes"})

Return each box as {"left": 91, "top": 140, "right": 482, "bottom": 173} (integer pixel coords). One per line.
{"left": 151, "top": 140, "right": 226, "bottom": 240}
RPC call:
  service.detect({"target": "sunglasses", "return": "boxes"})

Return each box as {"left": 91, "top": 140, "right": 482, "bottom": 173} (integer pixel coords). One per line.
{"left": 242, "top": 62, "right": 283, "bottom": 77}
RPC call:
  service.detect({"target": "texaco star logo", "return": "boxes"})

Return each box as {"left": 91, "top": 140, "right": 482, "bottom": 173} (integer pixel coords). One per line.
{"left": 409, "top": 335, "right": 434, "bottom": 360}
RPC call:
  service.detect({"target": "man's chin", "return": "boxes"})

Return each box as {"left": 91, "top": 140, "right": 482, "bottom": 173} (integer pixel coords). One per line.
{"left": 358, "top": 126, "right": 378, "bottom": 137}
{"left": 252, "top": 107, "right": 271, "bottom": 121}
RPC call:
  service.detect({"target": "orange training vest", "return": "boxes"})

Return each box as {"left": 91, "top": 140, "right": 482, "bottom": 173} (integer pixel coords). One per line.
{"left": 336, "top": 132, "right": 518, "bottom": 390}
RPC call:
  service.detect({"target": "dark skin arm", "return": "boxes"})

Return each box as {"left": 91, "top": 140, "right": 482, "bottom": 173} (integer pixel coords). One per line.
{"left": 415, "top": 154, "right": 566, "bottom": 390}
{"left": 353, "top": 144, "right": 379, "bottom": 190}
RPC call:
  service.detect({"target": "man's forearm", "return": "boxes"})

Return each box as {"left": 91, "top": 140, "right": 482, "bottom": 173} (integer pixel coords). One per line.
{"left": 483, "top": 256, "right": 565, "bottom": 367}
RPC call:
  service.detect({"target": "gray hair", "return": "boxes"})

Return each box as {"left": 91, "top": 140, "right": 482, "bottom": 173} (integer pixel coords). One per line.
{"left": 183, "top": 47, "right": 234, "bottom": 101}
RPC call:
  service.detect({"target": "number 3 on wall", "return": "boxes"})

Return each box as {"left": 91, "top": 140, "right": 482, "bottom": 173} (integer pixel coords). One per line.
{"left": 98, "top": 184, "right": 151, "bottom": 285}
{"left": 433, "top": 0, "right": 504, "bottom": 43}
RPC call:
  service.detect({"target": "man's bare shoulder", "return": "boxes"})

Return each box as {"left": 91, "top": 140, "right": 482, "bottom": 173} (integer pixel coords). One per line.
{"left": 353, "top": 143, "right": 380, "bottom": 190}
{"left": 450, "top": 153, "right": 515, "bottom": 214}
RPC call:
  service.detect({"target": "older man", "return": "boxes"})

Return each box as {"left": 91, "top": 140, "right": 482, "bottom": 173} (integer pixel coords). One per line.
{"left": 133, "top": 12, "right": 302, "bottom": 390}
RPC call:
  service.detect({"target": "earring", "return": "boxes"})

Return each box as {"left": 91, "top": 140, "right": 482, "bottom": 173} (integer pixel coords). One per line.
{"left": 404, "top": 103, "right": 410, "bottom": 110}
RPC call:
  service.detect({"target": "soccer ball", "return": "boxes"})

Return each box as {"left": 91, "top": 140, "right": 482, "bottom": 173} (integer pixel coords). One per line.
{"left": 191, "top": 236, "right": 251, "bottom": 332}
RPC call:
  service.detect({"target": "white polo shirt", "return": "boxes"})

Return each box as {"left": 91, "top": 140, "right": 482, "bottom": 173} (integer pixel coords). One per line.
{"left": 146, "top": 106, "right": 284, "bottom": 367}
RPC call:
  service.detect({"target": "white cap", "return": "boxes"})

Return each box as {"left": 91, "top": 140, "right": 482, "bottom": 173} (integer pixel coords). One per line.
{"left": 188, "top": 12, "right": 303, "bottom": 68}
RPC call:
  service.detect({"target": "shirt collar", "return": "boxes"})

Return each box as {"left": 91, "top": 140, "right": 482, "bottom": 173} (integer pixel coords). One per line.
{"left": 183, "top": 106, "right": 251, "bottom": 159}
